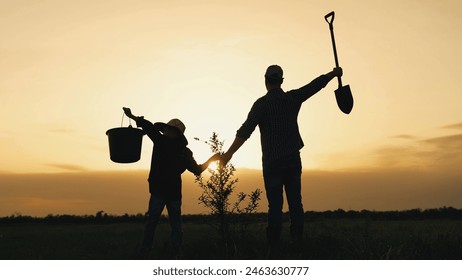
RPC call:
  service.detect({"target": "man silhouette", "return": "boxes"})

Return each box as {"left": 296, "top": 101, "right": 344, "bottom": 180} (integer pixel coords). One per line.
{"left": 220, "top": 65, "right": 342, "bottom": 257}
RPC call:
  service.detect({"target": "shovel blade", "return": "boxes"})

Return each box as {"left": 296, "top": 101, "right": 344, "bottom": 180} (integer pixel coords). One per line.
{"left": 335, "top": 84, "right": 353, "bottom": 114}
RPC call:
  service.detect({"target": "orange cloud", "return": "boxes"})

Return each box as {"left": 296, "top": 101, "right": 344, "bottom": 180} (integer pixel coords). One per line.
{"left": 46, "top": 164, "right": 89, "bottom": 172}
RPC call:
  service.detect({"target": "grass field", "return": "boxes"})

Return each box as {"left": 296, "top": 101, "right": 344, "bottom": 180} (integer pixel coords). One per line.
{"left": 1, "top": 213, "right": 462, "bottom": 260}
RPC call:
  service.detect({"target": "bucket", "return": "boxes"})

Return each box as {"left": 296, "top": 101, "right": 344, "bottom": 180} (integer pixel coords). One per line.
{"left": 106, "top": 125, "right": 144, "bottom": 163}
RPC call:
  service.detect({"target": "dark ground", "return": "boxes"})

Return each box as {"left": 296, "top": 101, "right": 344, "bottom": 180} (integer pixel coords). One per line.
{"left": 1, "top": 209, "right": 462, "bottom": 260}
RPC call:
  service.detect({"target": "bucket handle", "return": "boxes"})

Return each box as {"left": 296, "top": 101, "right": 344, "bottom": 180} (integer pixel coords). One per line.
{"left": 121, "top": 111, "right": 133, "bottom": 128}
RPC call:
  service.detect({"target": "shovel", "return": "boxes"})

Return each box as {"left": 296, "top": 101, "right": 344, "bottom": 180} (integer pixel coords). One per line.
{"left": 325, "top": 11, "right": 353, "bottom": 114}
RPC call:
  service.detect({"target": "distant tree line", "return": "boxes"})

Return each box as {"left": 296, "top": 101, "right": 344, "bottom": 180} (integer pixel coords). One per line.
{"left": 304, "top": 207, "right": 462, "bottom": 221}
{"left": 0, "top": 211, "right": 146, "bottom": 224}
{"left": 2, "top": 207, "right": 462, "bottom": 224}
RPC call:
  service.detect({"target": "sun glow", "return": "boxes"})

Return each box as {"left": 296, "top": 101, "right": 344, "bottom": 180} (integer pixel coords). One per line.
{"left": 207, "top": 161, "right": 219, "bottom": 172}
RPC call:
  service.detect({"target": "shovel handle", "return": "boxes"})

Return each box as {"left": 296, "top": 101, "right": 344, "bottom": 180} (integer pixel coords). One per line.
{"left": 324, "top": 11, "right": 335, "bottom": 26}
{"left": 325, "top": 11, "right": 342, "bottom": 87}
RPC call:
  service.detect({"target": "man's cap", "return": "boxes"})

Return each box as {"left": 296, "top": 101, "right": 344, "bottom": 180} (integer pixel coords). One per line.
{"left": 264, "top": 65, "right": 284, "bottom": 80}
{"left": 164, "top": 118, "right": 186, "bottom": 134}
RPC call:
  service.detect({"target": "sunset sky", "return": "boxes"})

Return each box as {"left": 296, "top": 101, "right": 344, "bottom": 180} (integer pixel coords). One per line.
{"left": 1, "top": 0, "right": 462, "bottom": 216}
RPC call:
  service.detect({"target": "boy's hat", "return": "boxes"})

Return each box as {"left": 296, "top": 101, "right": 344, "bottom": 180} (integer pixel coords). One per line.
{"left": 164, "top": 118, "right": 186, "bottom": 134}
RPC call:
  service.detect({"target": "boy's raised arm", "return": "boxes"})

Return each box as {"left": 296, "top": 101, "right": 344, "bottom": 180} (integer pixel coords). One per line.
{"left": 122, "top": 107, "right": 161, "bottom": 141}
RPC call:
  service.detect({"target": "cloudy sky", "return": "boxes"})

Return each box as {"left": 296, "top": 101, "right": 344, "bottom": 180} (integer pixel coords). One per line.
{"left": 1, "top": 0, "right": 461, "bottom": 216}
